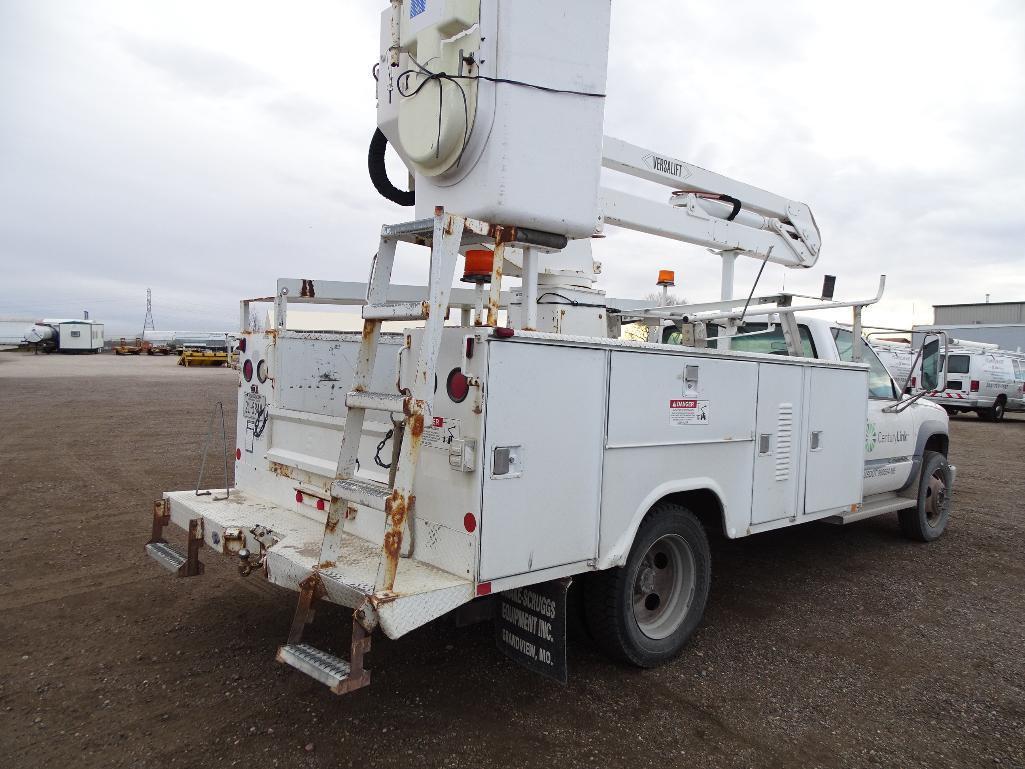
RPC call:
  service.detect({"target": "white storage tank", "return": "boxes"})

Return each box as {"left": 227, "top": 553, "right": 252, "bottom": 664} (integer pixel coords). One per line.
{"left": 375, "top": 0, "right": 612, "bottom": 238}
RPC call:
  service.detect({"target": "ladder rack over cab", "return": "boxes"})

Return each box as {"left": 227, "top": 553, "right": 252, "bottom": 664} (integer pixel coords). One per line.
{"left": 146, "top": 0, "right": 954, "bottom": 695}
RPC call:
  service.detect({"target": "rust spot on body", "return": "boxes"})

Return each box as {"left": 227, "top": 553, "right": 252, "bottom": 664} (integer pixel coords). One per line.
{"left": 325, "top": 514, "right": 339, "bottom": 534}
{"left": 409, "top": 413, "right": 424, "bottom": 438}
{"left": 269, "top": 462, "right": 293, "bottom": 479}
{"left": 318, "top": 560, "right": 336, "bottom": 569}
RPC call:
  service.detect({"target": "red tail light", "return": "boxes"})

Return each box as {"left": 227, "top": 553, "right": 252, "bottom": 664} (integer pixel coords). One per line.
{"left": 911, "top": 376, "right": 916, "bottom": 387}
{"left": 446, "top": 368, "right": 469, "bottom": 403}
{"left": 970, "top": 380, "right": 980, "bottom": 392}
{"left": 242, "top": 359, "right": 253, "bottom": 382}
{"left": 238, "top": 337, "right": 246, "bottom": 353}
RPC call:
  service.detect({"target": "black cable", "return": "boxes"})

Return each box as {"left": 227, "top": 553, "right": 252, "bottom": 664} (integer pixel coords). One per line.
{"left": 374, "top": 428, "right": 394, "bottom": 469}
{"left": 395, "top": 55, "right": 605, "bottom": 169}
{"left": 252, "top": 407, "right": 269, "bottom": 439}
{"left": 368, "top": 128, "right": 415, "bottom": 206}
{"left": 536, "top": 291, "right": 608, "bottom": 309}
{"left": 739, "top": 246, "right": 774, "bottom": 325}
{"left": 397, "top": 61, "right": 471, "bottom": 165}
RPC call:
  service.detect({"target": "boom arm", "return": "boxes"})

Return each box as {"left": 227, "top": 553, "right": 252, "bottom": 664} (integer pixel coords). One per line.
{"left": 599, "top": 136, "right": 821, "bottom": 269}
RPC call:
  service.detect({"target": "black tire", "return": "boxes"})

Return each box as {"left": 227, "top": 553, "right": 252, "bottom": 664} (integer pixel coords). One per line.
{"left": 943, "top": 406, "right": 957, "bottom": 416}
{"left": 898, "top": 450, "right": 952, "bottom": 542}
{"left": 584, "top": 503, "right": 710, "bottom": 667}
{"left": 993, "top": 398, "right": 1006, "bottom": 421}
{"left": 976, "top": 409, "right": 992, "bottom": 421}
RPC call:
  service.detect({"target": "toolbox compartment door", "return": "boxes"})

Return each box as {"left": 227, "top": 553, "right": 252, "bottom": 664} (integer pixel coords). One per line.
{"left": 480, "top": 342, "right": 606, "bottom": 581}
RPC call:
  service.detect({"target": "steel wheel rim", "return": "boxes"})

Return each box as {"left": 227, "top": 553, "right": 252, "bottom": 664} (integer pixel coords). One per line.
{"left": 926, "top": 469, "right": 949, "bottom": 527}
{"left": 632, "top": 534, "right": 696, "bottom": 640}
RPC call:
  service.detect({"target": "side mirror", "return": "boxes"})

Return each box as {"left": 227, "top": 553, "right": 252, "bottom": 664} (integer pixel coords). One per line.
{"left": 920, "top": 338, "right": 941, "bottom": 392}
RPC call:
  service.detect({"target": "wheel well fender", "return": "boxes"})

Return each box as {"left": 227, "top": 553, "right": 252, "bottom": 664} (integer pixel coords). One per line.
{"left": 597, "top": 479, "right": 728, "bottom": 570}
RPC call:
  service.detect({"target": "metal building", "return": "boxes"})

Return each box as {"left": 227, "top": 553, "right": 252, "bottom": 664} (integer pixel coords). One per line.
{"left": 933, "top": 301, "right": 1025, "bottom": 325}
{"left": 913, "top": 300, "right": 1025, "bottom": 352}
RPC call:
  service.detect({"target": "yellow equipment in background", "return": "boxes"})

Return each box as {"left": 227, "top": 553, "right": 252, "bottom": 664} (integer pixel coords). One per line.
{"left": 178, "top": 348, "right": 228, "bottom": 367}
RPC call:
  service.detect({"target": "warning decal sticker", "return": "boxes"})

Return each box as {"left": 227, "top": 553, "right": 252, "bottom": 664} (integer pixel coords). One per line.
{"left": 669, "top": 399, "right": 709, "bottom": 425}
{"left": 421, "top": 416, "right": 461, "bottom": 450}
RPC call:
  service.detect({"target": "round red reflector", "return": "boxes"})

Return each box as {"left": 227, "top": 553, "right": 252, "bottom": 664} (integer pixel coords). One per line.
{"left": 463, "top": 512, "right": 477, "bottom": 533}
{"left": 242, "top": 359, "right": 253, "bottom": 382}
{"left": 235, "top": 448, "right": 242, "bottom": 461}
{"left": 295, "top": 491, "right": 304, "bottom": 504}
{"left": 316, "top": 499, "right": 326, "bottom": 511}
{"left": 493, "top": 327, "right": 515, "bottom": 339}
{"left": 447, "top": 368, "right": 469, "bottom": 403}
{"left": 238, "top": 337, "right": 247, "bottom": 353}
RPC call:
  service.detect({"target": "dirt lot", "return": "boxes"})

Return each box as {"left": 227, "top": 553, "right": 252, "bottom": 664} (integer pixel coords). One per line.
{"left": 1, "top": 351, "right": 1023, "bottom": 769}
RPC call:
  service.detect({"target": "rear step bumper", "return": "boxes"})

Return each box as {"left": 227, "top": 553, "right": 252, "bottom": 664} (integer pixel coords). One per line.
{"left": 154, "top": 489, "right": 473, "bottom": 639}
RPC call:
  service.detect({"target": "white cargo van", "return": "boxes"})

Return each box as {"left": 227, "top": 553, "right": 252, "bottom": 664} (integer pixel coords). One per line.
{"left": 871, "top": 340, "right": 915, "bottom": 390}
{"left": 917, "top": 341, "right": 1025, "bottom": 420}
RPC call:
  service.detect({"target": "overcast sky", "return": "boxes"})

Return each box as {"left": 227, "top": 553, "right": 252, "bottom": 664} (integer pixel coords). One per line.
{"left": 2, "top": 0, "right": 1023, "bottom": 335}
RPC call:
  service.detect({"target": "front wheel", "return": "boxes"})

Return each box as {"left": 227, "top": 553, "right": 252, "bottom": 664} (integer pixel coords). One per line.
{"left": 898, "top": 450, "right": 952, "bottom": 542}
{"left": 584, "top": 503, "right": 711, "bottom": 667}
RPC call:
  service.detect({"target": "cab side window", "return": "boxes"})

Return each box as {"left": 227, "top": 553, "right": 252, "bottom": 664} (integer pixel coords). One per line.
{"left": 666, "top": 322, "right": 817, "bottom": 356}
{"left": 831, "top": 328, "right": 896, "bottom": 399}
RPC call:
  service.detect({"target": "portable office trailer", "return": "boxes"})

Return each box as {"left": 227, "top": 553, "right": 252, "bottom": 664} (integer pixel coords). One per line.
{"left": 55, "top": 320, "right": 104, "bottom": 353}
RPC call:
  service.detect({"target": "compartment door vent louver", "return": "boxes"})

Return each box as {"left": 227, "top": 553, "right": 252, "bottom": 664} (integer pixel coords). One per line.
{"left": 775, "top": 403, "right": 793, "bottom": 482}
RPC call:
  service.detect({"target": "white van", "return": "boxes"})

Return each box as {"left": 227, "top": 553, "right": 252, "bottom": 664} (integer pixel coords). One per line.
{"left": 917, "top": 341, "right": 1025, "bottom": 420}
{"left": 871, "top": 340, "right": 915, "bottom": 391}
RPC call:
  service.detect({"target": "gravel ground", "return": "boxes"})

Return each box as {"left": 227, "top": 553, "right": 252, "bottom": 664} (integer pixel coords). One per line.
{"left": 1, "top": 352, "right": 1023, "bottom": 769}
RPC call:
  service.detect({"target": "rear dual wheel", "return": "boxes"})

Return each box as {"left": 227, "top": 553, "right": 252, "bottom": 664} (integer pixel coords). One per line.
{"left": 584, "top": 503, "right": 711, "bottom": 667}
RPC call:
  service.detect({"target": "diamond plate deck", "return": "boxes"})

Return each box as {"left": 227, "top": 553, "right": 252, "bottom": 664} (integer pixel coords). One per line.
{"left": 163, "top": 489, "right": 473, "bottom": 639}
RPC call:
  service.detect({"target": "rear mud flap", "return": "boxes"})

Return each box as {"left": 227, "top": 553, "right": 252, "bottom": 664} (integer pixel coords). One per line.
{"left": 495, "top": 578, "right": 570, "bottom": 685}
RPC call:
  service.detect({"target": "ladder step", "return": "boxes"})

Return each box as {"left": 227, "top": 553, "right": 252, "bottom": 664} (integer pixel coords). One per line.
{"left": 277, "top": 644, "right": 351, "bottom": 689}
{"left": 146, "top": 541, "right": 188, "bottom": 573}
{"left": 345, "top": 390, "right": 411, "bottom": 414}
{"left": 362, "top": 302, "right": 430, "bottom": 322}
{"left": 331, "top": 477, "right": 392, "bottom": 511}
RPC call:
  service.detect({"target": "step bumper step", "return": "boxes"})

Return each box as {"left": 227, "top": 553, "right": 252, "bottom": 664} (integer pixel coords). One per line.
{"left": 277, "top": 644, "right": 352, "bottom": 689}
{"left": 146, "top": 541, "right": 188, "bottom": 572}
{"left": 331, "top": 477, "right": 392, "bottom": 511}
{"left": 345, "top": 390, "right": 412, "bottom": 414}
{"left": 362, "top": 302, "right": 430, "bottom": 322}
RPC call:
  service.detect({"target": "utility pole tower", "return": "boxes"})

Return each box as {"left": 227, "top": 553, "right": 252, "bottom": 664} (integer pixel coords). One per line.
{"left": 142, "top": 288, "right": 156, "bottom": 336}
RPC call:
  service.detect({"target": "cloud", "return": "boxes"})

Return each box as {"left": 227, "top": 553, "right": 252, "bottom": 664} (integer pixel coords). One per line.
{"left": 120, "top": 35, "right": 275, "bottom": 97}
{"left": 1, "top": 0, "right": 1023, "bottom": 338}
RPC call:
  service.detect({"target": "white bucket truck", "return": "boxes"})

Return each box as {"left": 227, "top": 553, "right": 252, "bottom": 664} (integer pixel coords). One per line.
{"left": 146, "top": 0, "right": 954, "bottom": 693}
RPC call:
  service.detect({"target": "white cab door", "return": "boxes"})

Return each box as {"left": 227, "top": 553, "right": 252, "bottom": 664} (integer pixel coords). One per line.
{"left": 864, "top": 399, "right": 916, "bottom": 495}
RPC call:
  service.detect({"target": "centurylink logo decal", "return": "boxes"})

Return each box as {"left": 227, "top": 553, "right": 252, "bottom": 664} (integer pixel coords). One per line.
{"left": 866, "top": 423, "right": 877, "bottom": 452}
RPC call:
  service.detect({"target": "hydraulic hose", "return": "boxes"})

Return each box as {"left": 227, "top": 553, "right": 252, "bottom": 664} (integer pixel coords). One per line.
{"left": 368, "top": 128, "right": 415, "bottom": 207}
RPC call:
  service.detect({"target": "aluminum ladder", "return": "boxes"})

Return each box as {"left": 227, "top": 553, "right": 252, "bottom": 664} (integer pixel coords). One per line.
{"left": 276, "top": 210, "right": 471, "bottom": 694}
